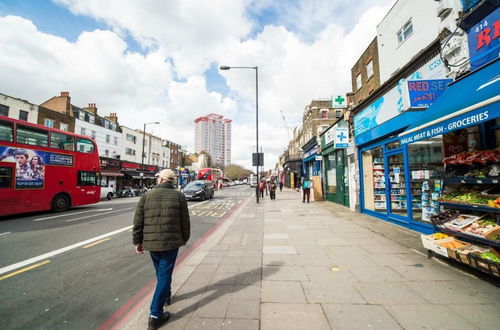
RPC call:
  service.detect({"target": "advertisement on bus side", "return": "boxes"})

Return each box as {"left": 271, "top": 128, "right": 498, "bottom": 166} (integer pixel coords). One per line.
{"left": 0, "top": 146, "right": 74, "bottom": 189}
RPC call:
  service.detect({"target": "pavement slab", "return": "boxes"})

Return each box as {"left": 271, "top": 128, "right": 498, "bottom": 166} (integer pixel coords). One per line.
{"left": 261, "top": 303, "right": 331, "bottom": 330}
{"left": 263, "top": 245, "right": 297, "bottom": 255}
{"left": 261, "top": 280, "right": 307, "bottom": 303}
{"left": 302, "top": 280, "right": 366, "bottom": 304}
{"left": 385, "top": 304, "right": 479, "bottom": 330}
{"left": 353, "top": 281, "right": 428, "bottom": 304}
{"left": 222, "top": 319, "right": 260, "bottom": 330}
{"left": 322, "top": 304, "right": 402, "bottom": 330}
{"left": 225, "top": 298, "right": 260, "bottom": 319}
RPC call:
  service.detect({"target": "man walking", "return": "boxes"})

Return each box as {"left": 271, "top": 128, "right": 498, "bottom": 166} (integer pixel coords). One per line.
{"left": 133, "top": 169, "right": 190, "bottom": 330}
{"left": 302, "top": 177, "right": 311, "bottom": 203}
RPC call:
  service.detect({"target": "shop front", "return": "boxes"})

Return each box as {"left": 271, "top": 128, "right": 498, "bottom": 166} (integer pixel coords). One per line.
{"left": 283, "top": 159, "right": 301, "bottom": 189}
{"left": 321, "top": 120, "right": 350, "bottom": 207}
{"left": 302, "top": 138, "right": 323, "bottom": 200}
{"left": 356, "top": 58, "right": 500, "bottom": 234}
{"left": 99, "top": 157, "right": 123, "bottom": 193}
{"left": 121, "top": 161, "right": 159, "bottom": 188}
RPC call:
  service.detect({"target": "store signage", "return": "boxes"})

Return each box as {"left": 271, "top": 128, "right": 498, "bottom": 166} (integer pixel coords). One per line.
{"left": 303, "top": 148, "right": 316, "bottom": 159}
{"left": 402, "top": 79, "right": 452, "bottom": 109}
{"left": 354, "top": 54, "right": 446, "bottom": 136}
{"left": 334, "top": 127, "right": 349, "bottom": 148}
{"left": 331, "top": 94, "right": 347, "bottom": 108}
{"left": 324, "top": 127, "right": 335, "bottom": 145}
{"left": 400, "top": 109, "right": 491, "bottom": 145}
{"left": 467, "top": 8, "right": 500, "bottom": 71}
{"left": 100, "top": 157, "right": 121, "bottom": 171}
{"left": 315, "top": 155, "right": 323, "bottom": 161}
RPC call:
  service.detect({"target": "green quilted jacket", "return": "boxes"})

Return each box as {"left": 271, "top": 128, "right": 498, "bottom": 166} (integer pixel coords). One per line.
{"left": 132, "top": 182, "right": 190, "bottom": 251}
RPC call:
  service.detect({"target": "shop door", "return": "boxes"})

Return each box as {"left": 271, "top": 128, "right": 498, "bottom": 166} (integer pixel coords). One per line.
{"left": 335, "top": 150, "right": 349, "bottom": 207}
{"left": 385, "top": 151, "right": 409, "bottom": 221}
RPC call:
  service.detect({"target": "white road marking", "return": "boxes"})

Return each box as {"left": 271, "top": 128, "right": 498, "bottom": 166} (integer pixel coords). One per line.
{"left": 33, "top": 208, "right": 114, "bottom": 222}
{"left": 65, "top": 208, "right": 132, "bottom": 222}
{"left": 0, "top": 226, "right": 133, "bottom": 275}
{"left": 0, "top": 232, "right": 11, "bottom": 236}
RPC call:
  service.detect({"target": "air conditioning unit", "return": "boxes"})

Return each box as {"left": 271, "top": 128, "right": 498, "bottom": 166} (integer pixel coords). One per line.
{"left": 437, "top": 0, "right": 454, "bottom": 19}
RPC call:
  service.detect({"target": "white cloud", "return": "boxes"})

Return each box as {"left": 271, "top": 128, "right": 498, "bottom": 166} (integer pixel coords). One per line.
{"left": 0, "top": 0, "right": 395, "bottom": 171}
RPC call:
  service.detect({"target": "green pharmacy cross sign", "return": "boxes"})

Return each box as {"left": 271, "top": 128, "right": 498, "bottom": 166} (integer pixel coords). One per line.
{"left": 331, "top": 95, "right": 347, "bottom": 108}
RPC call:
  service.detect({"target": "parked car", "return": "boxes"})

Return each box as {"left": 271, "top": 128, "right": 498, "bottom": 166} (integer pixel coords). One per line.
{"left": 182, "top": 180, "right": 214, "bottom": 201}
{"left": 100, "top": 182, "right": 115, "bottom": 200}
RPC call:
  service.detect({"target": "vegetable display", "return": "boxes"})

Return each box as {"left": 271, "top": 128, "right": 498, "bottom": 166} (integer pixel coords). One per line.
{"left": 480, "top": 251, "right": 500, "bottom": 263}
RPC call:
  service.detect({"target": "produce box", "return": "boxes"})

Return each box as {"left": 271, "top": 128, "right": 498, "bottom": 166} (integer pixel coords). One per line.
{"left": 461, "top": 218, "right": 498, "bottom": 237}
{"left": 421, "top": 234, "right": 453, "bottom": 257}
{"left": 468, "top": 249, "right": 500, "bottom": 278}
{"left": 454, "top": 245, "right": 489, "bottom": 266}
{"left": 445, "top": 241, "right": 471, "bottom": 260}
{"left": 444, "top": 214, "right": 481, "bottom": 229}
{"left": 485, "top": 226, "right": 500, "bottom": 242}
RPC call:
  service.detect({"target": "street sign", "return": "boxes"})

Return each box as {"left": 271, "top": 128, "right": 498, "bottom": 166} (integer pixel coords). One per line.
{"left": 252, "top": 152, "right": 264, "bottom": 166}
{"left": 331, "top": 94, "right": 347, "bottom": 108}
{"left": 334, "top": 127, "right": 349, "bottom": 148}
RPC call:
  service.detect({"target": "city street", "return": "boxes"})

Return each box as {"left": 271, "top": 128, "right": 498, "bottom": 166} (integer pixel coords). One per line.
{"left": 0, "top": 185, "right": 253, "bottom": 330}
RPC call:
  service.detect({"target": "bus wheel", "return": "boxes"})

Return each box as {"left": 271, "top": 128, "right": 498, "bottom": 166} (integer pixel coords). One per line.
{"left": 106, "top": 192, "right": 113, "bottom": 200}
{"left": 52, "top": 194, "right": 70, "bottom": 212}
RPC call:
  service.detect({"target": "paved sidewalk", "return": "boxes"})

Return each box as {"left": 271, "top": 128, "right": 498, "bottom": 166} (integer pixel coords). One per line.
{"left": 123, "top": 188, "right": 500, "bottom": 330}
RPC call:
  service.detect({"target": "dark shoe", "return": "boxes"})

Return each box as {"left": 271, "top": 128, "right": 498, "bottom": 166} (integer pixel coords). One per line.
{"left": 148, "top": 312, "right": 171, "bottom": 330}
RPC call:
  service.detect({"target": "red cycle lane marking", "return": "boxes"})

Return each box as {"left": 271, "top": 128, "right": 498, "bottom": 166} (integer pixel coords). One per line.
{"left": 99, "top": 197, "right": 248, "bottom": 330}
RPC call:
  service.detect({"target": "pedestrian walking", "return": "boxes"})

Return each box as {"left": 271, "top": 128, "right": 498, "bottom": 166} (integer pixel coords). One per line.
{"left": 270, "top": 180, "right": 277, "bottom": 200}
{"left": 302, "top": 177, "right": 311, "bottom": 203}
{"left": 259, "top": 180, "right": 265, "bottom": 199}
{"left": 279, "top": 180, "right": 283, "bottom": 192}
{"left": 133, "top": 169, "right": 191, "bottom": 330}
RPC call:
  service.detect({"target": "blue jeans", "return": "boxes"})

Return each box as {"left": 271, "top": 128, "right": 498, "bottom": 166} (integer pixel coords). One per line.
{"left": 149, "top": 248, "right": 179, "bottom": 317}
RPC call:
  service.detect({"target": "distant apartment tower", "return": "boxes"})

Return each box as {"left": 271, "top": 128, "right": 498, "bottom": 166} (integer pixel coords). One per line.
{"left": 194, "top": 114, "right": 232, "bottom": 167}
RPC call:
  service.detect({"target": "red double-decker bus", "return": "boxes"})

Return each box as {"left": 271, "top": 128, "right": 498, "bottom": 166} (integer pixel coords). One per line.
{"left": 0, "top": 116, "right": 101, "bottom": 216}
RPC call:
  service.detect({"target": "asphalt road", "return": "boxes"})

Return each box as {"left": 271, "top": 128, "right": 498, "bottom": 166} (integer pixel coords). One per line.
{"left": 0, "top": 185, "right": 253, "bottom": 330}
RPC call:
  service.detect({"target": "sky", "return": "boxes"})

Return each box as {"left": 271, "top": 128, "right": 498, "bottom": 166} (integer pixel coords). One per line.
{"left": 0, "top": 0, "right": 396, "bottom": 170}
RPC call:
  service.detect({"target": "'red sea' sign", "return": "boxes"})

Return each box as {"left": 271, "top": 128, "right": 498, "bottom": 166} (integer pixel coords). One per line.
{"left": 467, "top": 7, "right": 499, "bottom": 70}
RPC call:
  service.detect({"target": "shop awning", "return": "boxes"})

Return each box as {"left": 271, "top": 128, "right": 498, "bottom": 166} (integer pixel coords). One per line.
{"left": 399, "top": 59, "right": 500, "bottom": 144}
{"left": 122, "top": 170, "right": 157, "bottom": 179}
{"left": 101, "top": 171, "right": 124, "bottom": 177}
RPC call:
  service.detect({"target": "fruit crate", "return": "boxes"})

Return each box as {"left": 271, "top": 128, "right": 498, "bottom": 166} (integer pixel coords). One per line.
{"left": 468, "top": 250, "right": 500, "bottom": 278}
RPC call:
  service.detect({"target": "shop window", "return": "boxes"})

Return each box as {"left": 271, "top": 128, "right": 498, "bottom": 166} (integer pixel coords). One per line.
{"left": 0, "top": 167, "right": 12, "bottom": 188}
{"left": 362, "top": 147, "right": 384, "bottom": 212}
{"left": 0, "top": 120, "right": 13, "bottom": 142}
{"left": 17, "top": 125, "right": 48, "bottom": 147}
{"left": 51, "top": 132, "right": 74, "bottom": 151}
{"left": 408, "top": 136, "right": 444, "bottom": 223}
{"left": 387, "top": 153, "right": 407, "bottom": 217}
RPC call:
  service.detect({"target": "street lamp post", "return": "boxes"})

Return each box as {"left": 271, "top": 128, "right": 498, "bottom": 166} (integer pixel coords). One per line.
{"left": 141, "top": 121, "right": 160, "bottom": 188}
{"left": 220, "top": 65, "right": 259, "bottom": 203}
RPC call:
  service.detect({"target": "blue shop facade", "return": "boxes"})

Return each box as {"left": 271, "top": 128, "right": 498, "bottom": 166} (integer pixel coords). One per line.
{"left": 354, "top": 58, "right": 500, "bottom": 234}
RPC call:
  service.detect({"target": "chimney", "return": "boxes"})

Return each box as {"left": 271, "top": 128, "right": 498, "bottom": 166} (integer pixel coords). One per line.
{"left": 86, "top": 103, "right": 98, "bottom": 115}
{"left": 106, "top": 113, "right": 118, "bottom": 123}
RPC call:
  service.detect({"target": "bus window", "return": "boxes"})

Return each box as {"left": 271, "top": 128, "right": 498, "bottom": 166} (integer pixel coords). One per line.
{"left": 17, "top": 125, "right": 49, "bottom": 147}
{"left": 0, "top": 120, "right": 14, "bottom": 142}
{"left": 76, "top": 138, "right": 95, "bottom": 153}
{"left": 51, "top": 132, "right": 75, "bottom": 151}
{"left": 0, "top": 167, "right": 12, "bottom": 188}
{"left": 78, "top": 171, "right": 98, "bottom": 186}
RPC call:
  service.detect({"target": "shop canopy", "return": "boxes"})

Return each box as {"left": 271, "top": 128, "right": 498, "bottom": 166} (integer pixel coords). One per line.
{"left": 122, "top": 170, "right": 157, "bottom": 179}
{"left": 399, "top": 58, "right": 500, "bottom": 144}
{"left": 101, "top": 171, "right": 124, "bottom": 177}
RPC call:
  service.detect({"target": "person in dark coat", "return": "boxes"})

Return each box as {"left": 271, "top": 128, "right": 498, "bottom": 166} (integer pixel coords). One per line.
{"left": 269, "top": 180, "right": 277, "bottom": 200}
{"left": 279, "top": 180, "right": 283, "bottom": 192}
{"left": 133, "top": 169, "right": 190, "bottom": 330}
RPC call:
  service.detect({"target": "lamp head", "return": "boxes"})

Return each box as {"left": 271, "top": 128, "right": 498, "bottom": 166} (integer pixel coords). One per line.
{"left": 219, "top": 65, "right": 231, "bottom": 70}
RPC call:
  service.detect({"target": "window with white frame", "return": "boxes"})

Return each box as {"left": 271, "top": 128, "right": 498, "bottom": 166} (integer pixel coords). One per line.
{"left": 44, "top": 119, "right": 54, "bottom": 128}
{"left": 106, "top": 134, "right": 110, "bottom": 143}
{"left": 114, "top": 136, "right": 118, "bottom": 145}
{"left": 125, "top": 148, "right": 136, "bottom": 155}
{"left": 321, "top": 110, "right": 328, "bottom": 119}
{"left": 397, "top": 20, "right": 413, "bottom": 45}
{"left": 19, "top": 110, "right": 28, "bottom": 121}
{"left": 105, "top": 149, "right": 109, "bottom": 156}
{"left": 366, "top": 59, "right": 373, "bottom": 79}
{"left": 126, "top": 134, "right": 136, "bottom": 142}
{"left": 60, "top": 123, "right": 68, "bottom": 131}
{"left": 356, "top": 73, "right": 362, "bottom": 90}
{"left": 0, "top": 104, "right": 9, "bottom": 117}
{"left": 91, "top": 130, "right": 96, "bottom": 139}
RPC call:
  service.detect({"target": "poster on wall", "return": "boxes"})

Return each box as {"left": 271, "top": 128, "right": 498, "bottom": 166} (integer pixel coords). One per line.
{"left": 354, "top": 54, "right": 446, "bottom": 136}
{"left": 0, "top": 146, "right": 74, "bottom": 189}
